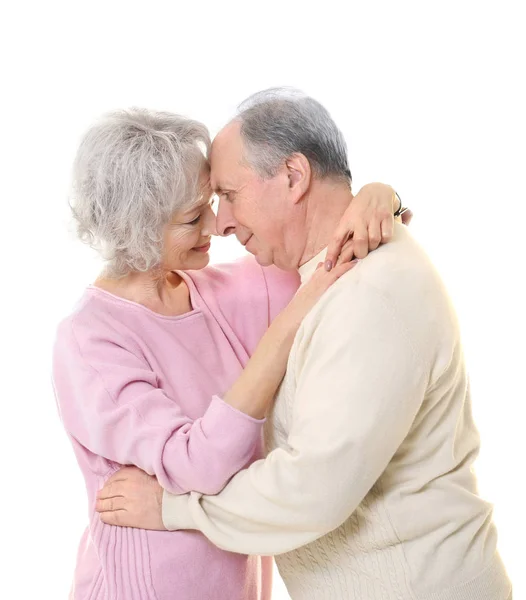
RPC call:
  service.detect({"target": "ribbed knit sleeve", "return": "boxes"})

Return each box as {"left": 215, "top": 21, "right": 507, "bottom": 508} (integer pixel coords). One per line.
{"left": 53, "top": 320, "right": 265, "bottom": 496}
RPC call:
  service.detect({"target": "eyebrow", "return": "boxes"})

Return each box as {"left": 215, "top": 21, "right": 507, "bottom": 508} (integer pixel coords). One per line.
{"left": 214, "top": 185, "right": 235, "bottom": 197}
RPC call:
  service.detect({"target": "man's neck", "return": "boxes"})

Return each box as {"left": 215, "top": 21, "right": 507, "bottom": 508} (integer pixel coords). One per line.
{"left": 298, "top": 180, "right": 354, "bottom": 268}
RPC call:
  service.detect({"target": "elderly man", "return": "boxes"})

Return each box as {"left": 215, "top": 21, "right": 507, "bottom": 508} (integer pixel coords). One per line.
{"left": 96, "top": 89, "right": 511, "bottom": 600}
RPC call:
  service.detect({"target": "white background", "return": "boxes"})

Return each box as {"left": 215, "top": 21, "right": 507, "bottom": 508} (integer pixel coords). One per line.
{"left": 1, "top": 1, "right": 524, "bottom": 598}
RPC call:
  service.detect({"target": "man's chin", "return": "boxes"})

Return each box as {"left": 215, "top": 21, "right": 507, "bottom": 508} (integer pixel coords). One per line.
{"left": 254, "top": 253, "right": 273, "bottom": 267}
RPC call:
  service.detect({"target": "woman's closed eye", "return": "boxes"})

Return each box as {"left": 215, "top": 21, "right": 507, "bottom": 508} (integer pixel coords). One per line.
{"left": 186, "top": 215, "right": 201, "bottom": 226}
{"left": 183, "top": 198, "right": 215, "bottom": 226}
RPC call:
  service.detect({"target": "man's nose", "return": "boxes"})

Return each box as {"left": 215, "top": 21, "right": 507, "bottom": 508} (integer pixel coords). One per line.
{"left": 216, "top": 199, "right": 236, "bottom": 237}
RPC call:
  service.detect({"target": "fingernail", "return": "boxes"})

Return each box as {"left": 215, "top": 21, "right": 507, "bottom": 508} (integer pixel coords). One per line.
{"left": 324, "top": 260, "right": 333, "bottom": 271}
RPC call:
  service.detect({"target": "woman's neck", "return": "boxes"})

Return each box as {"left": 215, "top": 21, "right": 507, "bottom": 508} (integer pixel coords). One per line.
{"left": 94, "top": 269, "right": 192, "bottom": 317}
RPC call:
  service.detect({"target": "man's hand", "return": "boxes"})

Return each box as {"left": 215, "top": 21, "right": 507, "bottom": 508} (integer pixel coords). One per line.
{"left": 95, "top": 466, "right": 166, "bottom": 530}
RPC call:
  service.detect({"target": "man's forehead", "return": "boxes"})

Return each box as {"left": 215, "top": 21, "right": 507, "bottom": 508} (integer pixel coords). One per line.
{"left": 214, "top": 120, "right": 242, "bottom": 146}
{"left": 210, "top": 122, "right": 245, "bottom": 190}
{"left": 209, "top": 158, "right": 229, "bottom": 192}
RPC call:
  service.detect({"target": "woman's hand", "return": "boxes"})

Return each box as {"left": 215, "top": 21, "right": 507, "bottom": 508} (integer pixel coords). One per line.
{"left": 276, "top": 260, "right": 358, "bottom": 333}
{"left": 325, "top": 182, "right": 408, "bottom": 269}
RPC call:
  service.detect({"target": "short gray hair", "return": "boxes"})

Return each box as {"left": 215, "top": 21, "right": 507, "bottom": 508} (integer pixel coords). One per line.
{"left": 70, "top": 108, "right": 210, "bottom": 277}
{"left": 236, "top": 88, "right": 351, "bottom": 182}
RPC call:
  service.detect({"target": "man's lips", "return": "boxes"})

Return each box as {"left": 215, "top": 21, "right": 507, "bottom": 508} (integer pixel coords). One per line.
{"left": 241, "top": 235, "right": 253, "bottom": 248}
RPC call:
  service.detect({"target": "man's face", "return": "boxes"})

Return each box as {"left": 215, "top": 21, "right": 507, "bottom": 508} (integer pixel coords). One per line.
{"left": 210, "top": 122, "right": 295, "bottom": 269}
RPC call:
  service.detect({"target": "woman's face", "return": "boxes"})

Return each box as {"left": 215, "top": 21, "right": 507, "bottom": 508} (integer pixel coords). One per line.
{"left": 161, "top": 170, "right": 217, "bottom": 272}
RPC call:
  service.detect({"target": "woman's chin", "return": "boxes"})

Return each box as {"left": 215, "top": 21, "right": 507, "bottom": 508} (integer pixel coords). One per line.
{"left": 169, "top": 249, "right": 211, "bottom": 272}
{"left": 187, "top": 252, "right": 210, "bottom": 270}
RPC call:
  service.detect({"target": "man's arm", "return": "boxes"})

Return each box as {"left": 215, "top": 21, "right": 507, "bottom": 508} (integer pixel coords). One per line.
{"left": 161, "top": 281, "right": 429, "bottom": 555}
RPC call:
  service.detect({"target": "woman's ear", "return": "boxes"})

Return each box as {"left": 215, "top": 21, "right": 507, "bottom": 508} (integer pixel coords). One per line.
{"left": 286, "top": 153, "right": 311, "bottom": 203}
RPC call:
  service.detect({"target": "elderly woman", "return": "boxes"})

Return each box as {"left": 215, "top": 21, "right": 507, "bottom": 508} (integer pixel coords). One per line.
{"left": 53, "top": 108, "right": 399, "bottom": 600}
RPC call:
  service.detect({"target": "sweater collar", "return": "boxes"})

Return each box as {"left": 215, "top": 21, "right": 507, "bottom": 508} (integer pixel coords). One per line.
{"left": 298, "top": 248, "right": 328, "bottom": 285}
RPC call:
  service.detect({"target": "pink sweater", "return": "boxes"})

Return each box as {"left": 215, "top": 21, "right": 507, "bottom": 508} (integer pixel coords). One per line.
{"left": 52, "top": 257, "right": 299, "bottom": 600}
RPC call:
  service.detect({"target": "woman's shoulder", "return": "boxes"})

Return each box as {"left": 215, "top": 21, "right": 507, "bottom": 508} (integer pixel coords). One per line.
{"left": 54, "top": 288, "right": 143, "bottom": 357}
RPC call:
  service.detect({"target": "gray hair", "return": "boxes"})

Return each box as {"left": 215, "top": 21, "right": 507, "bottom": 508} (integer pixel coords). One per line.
{"left": 235, "top": 87, "right": 351, "bottom": 183}
{"left": 70, "top": 108, "right": 210, "bottom": 277}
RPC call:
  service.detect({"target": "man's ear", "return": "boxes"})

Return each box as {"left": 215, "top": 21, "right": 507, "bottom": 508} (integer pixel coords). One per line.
{"left": 286, "top": 153, "right": 311, "bottom": 203}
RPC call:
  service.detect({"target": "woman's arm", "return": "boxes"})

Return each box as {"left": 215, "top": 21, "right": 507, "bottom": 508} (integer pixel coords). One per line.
{"left": 324, "top": 182, "right": 412, "bottom": 268}
{"left": 53, "top": 264, "right": 352, "bottom": 496}
{"left": 53, "top": 323, "right": 264, "bottom": 496}
{"left": 221, "top": 260, "right": 357, "bottom": 419}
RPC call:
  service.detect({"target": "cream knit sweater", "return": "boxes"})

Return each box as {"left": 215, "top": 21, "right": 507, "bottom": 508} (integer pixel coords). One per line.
{"left": 163, "top": 224, "right": 511, "bottom": 600}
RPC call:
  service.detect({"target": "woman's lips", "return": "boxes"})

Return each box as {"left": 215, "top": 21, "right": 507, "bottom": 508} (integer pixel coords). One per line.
{"left": 193, "top": 242, "right": 211, "bottom": 253}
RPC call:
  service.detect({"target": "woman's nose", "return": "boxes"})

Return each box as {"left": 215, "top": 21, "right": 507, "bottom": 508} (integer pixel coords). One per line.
{"left": 202, "top": 205, "right": 218, "bottom": 237}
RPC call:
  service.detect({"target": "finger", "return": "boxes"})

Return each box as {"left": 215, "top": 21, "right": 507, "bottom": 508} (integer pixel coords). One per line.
{"left": 336, "top": 240, "right": 355, "bottom": 265}
{"left": 330, "top": 260, "right": 358, "bottom": 280}
{"left": 97, "top": 465, "right": 143, "bottom": 497}
{"left": 308, "top": 260, "right": 357, "bottom": 301}
{"left": 352, "top": 221, "right": 369, "bottom": 259}
{"left": 97, "top": 481, "right": 125, "bottom": 500}
{"left": 401, "top": 208, "right": 413, "bottom": 225}
{"left": 95, "top": 495, "right": 126, "bottom": 513}
{"left": 101, "top": 468, "right": 131, "bottom": 487}
{"left": 380, "top": 213, "right": 394, "bottom": 242}
{"left": 99, "top": 510, "right": 128, "bottom": 527}
{"left": 325, "top": 227, "right": 352, "bottom": 270}
{"left": 367, "top": 218, "right": 382, "bottom": 251}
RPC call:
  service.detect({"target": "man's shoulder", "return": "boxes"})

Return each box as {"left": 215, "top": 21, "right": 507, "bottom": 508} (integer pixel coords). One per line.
{"left": 298, "top": 225, "right": 459, "bottom": 354}
{"left": 340, "top": 225, "right": 446, "bottom": 305}
{"left": 358, "top": 223, "right": 434, "bottom": 278}
{"left": 304, "top": 227, "right": 427, "bottom": 306}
